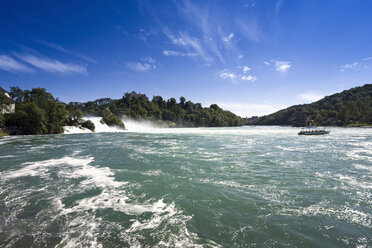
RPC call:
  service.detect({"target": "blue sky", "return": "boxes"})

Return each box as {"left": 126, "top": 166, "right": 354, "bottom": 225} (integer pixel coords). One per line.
{"left": 1, "top": 0, "right": 372, "bottom": 117}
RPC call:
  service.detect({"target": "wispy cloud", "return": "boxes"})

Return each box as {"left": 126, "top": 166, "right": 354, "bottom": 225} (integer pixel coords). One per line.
{"left": 244, "top": 2, "right": 256, "bottom": 8}
{"left": 16, "top": 54, "right": 87, "bottom": 74}
{"left": 298, "top": 92, "right": 324, "bottom": 103}
{"left": 127, "top": 57, "right": 158, "bottom": 72}
{"left": 0, "top": 55, "right": 33, "bottom": 73}
{"left": 241, "top": 65, "right": 251, "bottom": 73}
{"left": 34, "top": 39, "right": 97, "bottom": 63}
{"left": 274, "top": 60, "right": 291, "bottom": 72}
{"left": 219, "top": 68, "right": 256, "bottom": 83}
{"left": 222, "top": 33, "right": 234, "bottom": 44}
{"left": 340, "top": 62, "right": 358, "bottom": 72}
{"left": 236, "top": 19, "right": 261, "bottom": 42}
{"left": 264, "top": 60, "right": 291, "bottom": 73}
{"left": 219, "top": 71, "right": 237, "bottom": 80}
{"left": 275, "top": 0, "right": 285, "bottom": 16}
{"left": 340, "top": 57, "right": 372, "bottom": 72}
{"left": 241, "top": 75, "right": 257, "bottom": 82}
{"left": 162, "top": 50, "right": 197, "bottom": 57}
{"left": 116, "top": 26, "right": 156, "bottom": 42}
{"left": 177, "top": 1, "right": 225, "bottom": 63}
{"left": 162, "top": 28, "right": 212, "bottom": 63}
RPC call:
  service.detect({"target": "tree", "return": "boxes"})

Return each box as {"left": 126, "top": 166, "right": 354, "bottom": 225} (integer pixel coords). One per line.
{"left": 101, "top": 109, "right": 125, "bottom": 128}
{"left": 337, "top": 106, "right": 349, "bottom": 125}
{"left": 9, "top": 86, "right": 24, "bottom": 102}
{"left": 69, "top": 109, "right": 83, "bottom": 123}
{"left": 179, "top": 97, "right": 186, "bottom": 107}
{"left": 6, "top": 102, "right": 47, "bottom": 134}
{"left": 81, "top": 120, "right": 95, "bottom": 132}
{"left": 0, "top": 113, "right": 5, "bottom": 128}
{"left": 5, "top": 87, "right": 71, "bottom": 134}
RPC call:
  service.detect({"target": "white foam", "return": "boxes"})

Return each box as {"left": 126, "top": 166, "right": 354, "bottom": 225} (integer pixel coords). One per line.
{"left": 63, "top": 116, "right": 127, "bottom": 134}
{"left": 63, "top": 125, "right": 92, "bottom": 134}
{"left": 0, "top": 155, "right": 208, "bottom": 247}
{"left": 281, "top": 203, "right": 371, "bottom": 228}
{"left": 335, "top": 174, "right": 372, "bottom": 189}
{"left": 122, "top": 118, "right": 158, "bottom": 132}
{"left": 346, "top": 148, "right": 372, "bottom": 162}
{"left": 0, "top": 155, "right": 15, "bottom": 158}
{"left": 84, "top": 116, "right": 126, "bottom": 133}
{"left": 353, "top": 163, "right": 372, "bottom": 172}
{"left": 0, "top": 156, "right": 94, "bottom": 180}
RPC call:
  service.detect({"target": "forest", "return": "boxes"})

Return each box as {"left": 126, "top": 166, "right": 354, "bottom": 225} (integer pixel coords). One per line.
{"left": 250, "top": 84, "right": 372, "bottom": 126}
{"left": 67, "top": 91, "right": 243, "bottom": 128}
{"left": 0, "top": 87, "right": 244, "bottom": 135}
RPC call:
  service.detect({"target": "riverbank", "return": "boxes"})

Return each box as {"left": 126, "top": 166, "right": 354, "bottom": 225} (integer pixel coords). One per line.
{"left": 0, "top": 129, "right": 8, "bottom": 137}
{"left": 346, "top": 123, "right": 372, "bottom": 127}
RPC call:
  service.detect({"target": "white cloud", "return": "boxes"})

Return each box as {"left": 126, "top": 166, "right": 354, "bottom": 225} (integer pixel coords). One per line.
{"left": 177, "top": 1, "right": 225, "bottom": 63}
{"left": 222, "top": 33, "right": 234, "bottom": 44}
{"left": 242, "top": 65, "right": 251, "bottom": 73}
{"left": 219, "top": 71, "right": 237, "bottom": 80}
{"left": 0, "top": 55, "right": 33, "bottom": 73}
{"left": 274, "top": 60, "right": 291, "bottom": 72}
{"left": 238, "top": 55, "right": 244, "bottom": 59}
{"left": 127, "top": 62, "right": 153, "bottom": 72}
{"left": 219, "top": 69, "right": 256, "bottom": 83}
{"left": 162, "top": 50, "right": 197, "bottom": 57}
{"left": 34, "top": 39, "right": 97, "bottom": 63}
{"left": 17, "top": 54, "right": 87, "bottom": 74}
{"left": 298, "top": 92, "right": 324, "bottom": 103}
{"left": 143, "top": 57, "right": 155, "bottom": 64}
{"left": 162, "top": 28, "right": 212, "bottom": 63}
{"left": 340, "top": 57, "right": 372, "bottom": 72}
{"left": 127, "top": 57, "right": 157, "bottom": 72}
{"left": 340, "top": 62, "right": 358, "bottom": 72}
{"left": 241, "top": 75, "right": 256, "bottom": 82}
{"left": 264, "top": 59, "right": 291, "bottom": 73}
{"left": 208, "top": 101, "right": 285, "bottom": 117}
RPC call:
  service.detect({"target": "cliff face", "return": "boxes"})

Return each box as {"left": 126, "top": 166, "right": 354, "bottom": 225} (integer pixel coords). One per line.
{"left": 252, "top": 84, "right": 372, "bottom": 126}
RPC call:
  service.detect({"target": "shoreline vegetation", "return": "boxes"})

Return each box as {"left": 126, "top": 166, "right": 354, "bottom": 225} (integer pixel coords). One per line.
{"left": 0, "top": 129, "right": 8, "bottom": 137}
{"left": 1, "top": 83, "right": 371, "bottom": 136}
{"left": 0, "top": 87, "right": 243, "bottom": 135}
{"left": 246, "top": 83, "right": 372, "bottom": 127}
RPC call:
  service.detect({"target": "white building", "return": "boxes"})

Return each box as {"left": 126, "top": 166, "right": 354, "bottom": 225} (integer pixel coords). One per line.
{"left": 0, "top": 87, "right": 15, "bottom": 114}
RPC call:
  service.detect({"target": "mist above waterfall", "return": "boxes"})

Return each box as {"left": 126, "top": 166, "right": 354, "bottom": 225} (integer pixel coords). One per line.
{"left": 63, "top": 116, "right": 158, "bottom": 134}
{"left": 121, "top": 118, "right": 157, "bottom": 132}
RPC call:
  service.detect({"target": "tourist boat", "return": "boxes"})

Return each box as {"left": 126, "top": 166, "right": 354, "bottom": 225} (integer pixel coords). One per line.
{"left": 298, "top": 127, "right": 330, "bottom": 135}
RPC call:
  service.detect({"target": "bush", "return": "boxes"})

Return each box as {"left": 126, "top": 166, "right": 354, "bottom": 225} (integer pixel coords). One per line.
{"left": 81, "top": 120, "right": 95, "bottom": 132}
{"left": 101, "top": 109, "right": 125, "bottom": 129}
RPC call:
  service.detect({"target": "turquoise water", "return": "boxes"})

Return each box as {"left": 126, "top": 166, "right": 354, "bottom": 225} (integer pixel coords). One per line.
{"left": 0, "top": 126, "right": 371, "bottom": 247}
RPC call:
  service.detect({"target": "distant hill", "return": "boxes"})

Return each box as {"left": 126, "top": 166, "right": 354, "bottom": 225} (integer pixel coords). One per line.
{"left": 250, "top": 84, "right": 372, "bottom": 126}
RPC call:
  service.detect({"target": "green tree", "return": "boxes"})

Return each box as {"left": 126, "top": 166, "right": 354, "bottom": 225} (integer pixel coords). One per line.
{"left": 101, "top": 109, "right": 125, "bottom": 128}
{"left": 0, "top": 113, "right": 5, "bottom": 128}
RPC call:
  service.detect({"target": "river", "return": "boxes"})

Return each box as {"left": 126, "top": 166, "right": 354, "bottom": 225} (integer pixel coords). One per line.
{"left": 0, "top": 126, "right": 371, "bottom": 247}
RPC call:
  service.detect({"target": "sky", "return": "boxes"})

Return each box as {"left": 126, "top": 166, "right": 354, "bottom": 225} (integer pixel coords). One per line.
{"left": 1, "top": 0, "right": 372, "bottom": 117}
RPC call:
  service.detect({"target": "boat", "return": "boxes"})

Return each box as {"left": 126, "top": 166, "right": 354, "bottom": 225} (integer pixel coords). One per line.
{"left": 298, "top": 127, "right": 330, "bottom": 135}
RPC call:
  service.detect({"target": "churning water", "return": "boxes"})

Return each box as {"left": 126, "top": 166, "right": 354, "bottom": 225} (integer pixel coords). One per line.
{"left": 0, "top": 126, "right": 371, "bottom": 247}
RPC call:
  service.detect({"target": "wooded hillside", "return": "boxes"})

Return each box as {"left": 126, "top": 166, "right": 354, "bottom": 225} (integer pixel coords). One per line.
{"left": 251, "top": 84, "right": 372, "bottom": 126}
